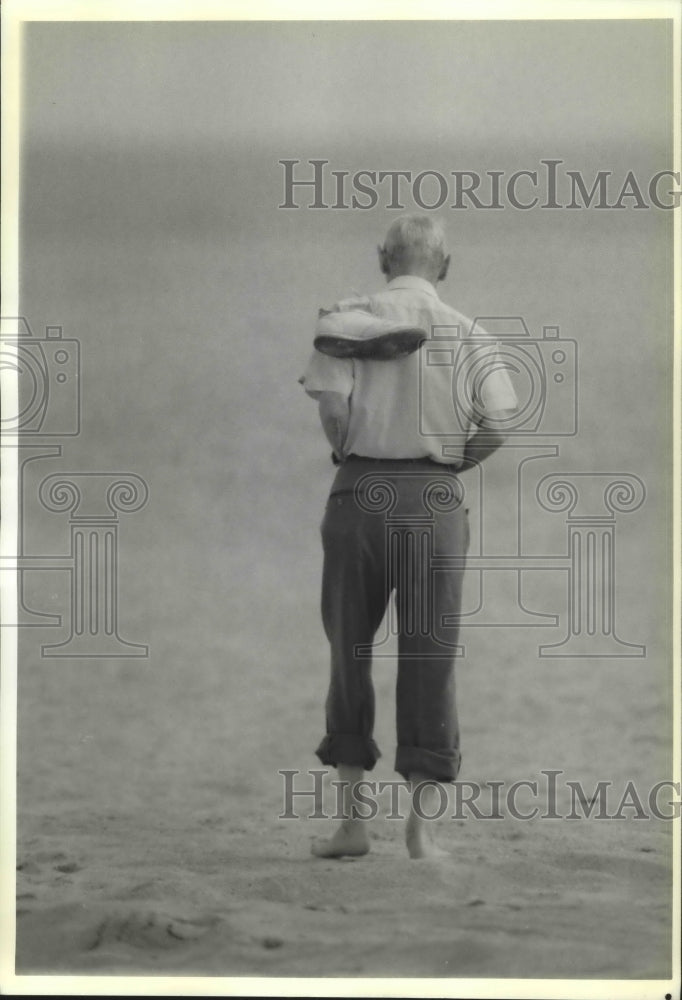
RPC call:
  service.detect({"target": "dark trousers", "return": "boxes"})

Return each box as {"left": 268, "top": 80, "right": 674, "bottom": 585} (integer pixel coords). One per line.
{"left": 315, "top": 457, "right": 469, "bottom": 782}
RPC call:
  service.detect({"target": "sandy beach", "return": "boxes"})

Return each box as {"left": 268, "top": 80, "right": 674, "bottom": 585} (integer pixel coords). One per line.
{"left": 15, "top": 593, "right": 673, "bottom": 979}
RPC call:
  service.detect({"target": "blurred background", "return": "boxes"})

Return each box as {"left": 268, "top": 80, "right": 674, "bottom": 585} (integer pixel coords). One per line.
{"left": 11, "top": 17, "right": 675, "bottom": 976}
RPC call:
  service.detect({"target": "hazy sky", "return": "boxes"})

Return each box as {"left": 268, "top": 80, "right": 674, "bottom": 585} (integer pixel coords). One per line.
{"left": 22, "top": 19, "right": 671, "bottom": 148}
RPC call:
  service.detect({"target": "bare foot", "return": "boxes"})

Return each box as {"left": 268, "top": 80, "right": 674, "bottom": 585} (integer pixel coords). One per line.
{"left": 311, "top": 823, "right": 370, "bottom": 859}
{"left": 406, "top": 774, "right": 450, "bottom": 860}
{"left": 405, "top": 810, "right": 449, "bottom": 859}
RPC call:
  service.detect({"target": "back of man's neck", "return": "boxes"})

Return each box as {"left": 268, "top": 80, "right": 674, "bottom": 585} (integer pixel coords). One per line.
{"left": 387, "top": 269, "right": 438, "bottom": 287}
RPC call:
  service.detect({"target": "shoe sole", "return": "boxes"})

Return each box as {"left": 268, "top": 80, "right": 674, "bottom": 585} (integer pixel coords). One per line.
{"left": 314, "top": 329, "right": 426, "bottom": 360}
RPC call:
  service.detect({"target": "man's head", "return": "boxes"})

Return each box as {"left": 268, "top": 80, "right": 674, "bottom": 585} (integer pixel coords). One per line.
{"left": 378, "top": 214, "right": 450, "bottom": 286}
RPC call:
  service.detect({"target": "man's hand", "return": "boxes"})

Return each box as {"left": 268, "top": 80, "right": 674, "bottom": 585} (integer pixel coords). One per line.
{"left": 460, "top": 410, "right": 514, "bottom": 470}
{"left": 318, "top": 391, "right": 350, "bottom": 461}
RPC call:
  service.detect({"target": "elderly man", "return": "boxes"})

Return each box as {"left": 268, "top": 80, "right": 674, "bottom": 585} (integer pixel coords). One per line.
{"left": 300, "top": 215, "right": 518, "bottom": 859}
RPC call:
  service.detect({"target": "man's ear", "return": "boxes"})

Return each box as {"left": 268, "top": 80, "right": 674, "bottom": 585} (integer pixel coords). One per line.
{"left": 377, "top": 245, "right": 390, "bottom": 275}
{"left": 437, "top": 254, "right": 451, "bottom": 283}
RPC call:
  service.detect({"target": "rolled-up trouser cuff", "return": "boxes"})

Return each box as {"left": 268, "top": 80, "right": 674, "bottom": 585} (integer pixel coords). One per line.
{"left": 395, "top": 745, "right": 461, "bottom": 783}
{"left": 316, "top": 734, "right": 381, "bottom": 772}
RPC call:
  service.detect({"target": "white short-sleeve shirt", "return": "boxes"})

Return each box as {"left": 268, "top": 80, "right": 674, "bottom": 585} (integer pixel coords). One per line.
{"left": 300, "top": 275, "right": 518, "bottom": 466}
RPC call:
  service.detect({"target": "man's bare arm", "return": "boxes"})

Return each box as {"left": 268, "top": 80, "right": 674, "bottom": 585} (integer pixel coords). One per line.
{"left": 460, "top": 410, "right": 515, "bottom": 470}
{"left": 318, "top": 391, "right": 350, "bottom": 460}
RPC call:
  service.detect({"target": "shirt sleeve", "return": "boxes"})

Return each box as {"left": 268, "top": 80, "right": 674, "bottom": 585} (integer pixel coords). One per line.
{"left": 468, "top": 340, "right": 519, "bottom": 419}
{"left": 298, "top": 349, "right": 354, "bottom": 401}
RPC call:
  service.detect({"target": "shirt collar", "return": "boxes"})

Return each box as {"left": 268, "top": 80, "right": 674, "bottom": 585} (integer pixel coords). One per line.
{"left": 385, "top": 275, "right": 440, "bottom": 298}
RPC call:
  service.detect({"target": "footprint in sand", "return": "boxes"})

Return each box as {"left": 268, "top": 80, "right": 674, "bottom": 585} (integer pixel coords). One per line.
{"left": 254, "top": 876, "right": 295, "bottom": 904}
{"left": 262, "top": 936, "right": 284, "bottom": 949}
{"left": 17, "top": 854, "right": 83, "bottom": 876}
{"left": 90, "top": 910, "right": 221, "bottom": 951}
{"left": 18, "top": 851, "right": 82, "bottom": 875}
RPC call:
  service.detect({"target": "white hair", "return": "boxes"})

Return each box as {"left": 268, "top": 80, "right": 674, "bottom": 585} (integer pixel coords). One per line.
{"left": 382, "top": 214, "right": 447, "bottom": 266}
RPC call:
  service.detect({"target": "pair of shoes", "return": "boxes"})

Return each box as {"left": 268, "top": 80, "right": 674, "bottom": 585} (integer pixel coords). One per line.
{"left": 314, "top": 308, "right": 427, "bottom": 360}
